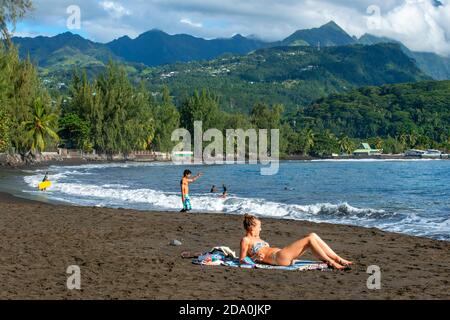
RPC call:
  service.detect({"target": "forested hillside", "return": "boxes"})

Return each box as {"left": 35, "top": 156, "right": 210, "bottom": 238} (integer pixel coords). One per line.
{"left": 144, "top": 43, "right": 430, "bottom": 113}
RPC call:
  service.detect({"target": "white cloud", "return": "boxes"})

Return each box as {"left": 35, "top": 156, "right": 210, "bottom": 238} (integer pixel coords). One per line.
{"left": 99, "top": 1, "right": 131, "bottom": 19}
{"left": 180, "top": 18, "right": 203, "bottom": 28}
{"left": 82, "top": 21, "right": 139, "bottom": 42}
{"left": 12, "top": 30, "right": 49, "bottom": 38}
{"left": 368, "top": 0, "right": 450, "bottom": 55}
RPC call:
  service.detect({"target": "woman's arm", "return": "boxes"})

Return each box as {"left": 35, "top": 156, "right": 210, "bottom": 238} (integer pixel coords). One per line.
{"left": 239, "top": 238, "right": 250, "bottom": 264}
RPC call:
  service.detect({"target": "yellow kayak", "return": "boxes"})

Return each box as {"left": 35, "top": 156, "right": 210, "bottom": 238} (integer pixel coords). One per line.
{"left": 38, "top": 181, "right": 52, "bottom": 190}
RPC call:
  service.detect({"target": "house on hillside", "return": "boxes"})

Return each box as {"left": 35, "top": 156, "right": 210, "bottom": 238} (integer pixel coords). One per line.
{"left": 353, "top": 143, "right": 382, "bottom": 156}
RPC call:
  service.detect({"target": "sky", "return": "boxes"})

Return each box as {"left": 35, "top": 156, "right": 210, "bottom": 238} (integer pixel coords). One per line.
{"left": 12, "top": 0, "right": 450, "bottom": 56}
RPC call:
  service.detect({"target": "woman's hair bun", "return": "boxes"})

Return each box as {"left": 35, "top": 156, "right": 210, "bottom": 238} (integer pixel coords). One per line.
{"left": 243, "top": 214, "right": 258, "bottom": 231}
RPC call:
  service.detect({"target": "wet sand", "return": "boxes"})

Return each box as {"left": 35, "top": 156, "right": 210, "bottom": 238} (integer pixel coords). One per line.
{"left": 0, "top": 192, "right": 449, "bottom": 300}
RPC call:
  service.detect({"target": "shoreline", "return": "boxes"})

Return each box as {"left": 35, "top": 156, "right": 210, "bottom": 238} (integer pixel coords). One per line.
{"left": 1, "top": 161, "right": 448, "bottom": 243}
{"left": 0, "top": 190, "right": 444, "bottom": 243}
{"left": 1, "top": 154, "right": 449, "bottom": 171}
{"left": 0, "top": 191, "right": 449, "bottom": 299}
{"left": 0, "top": 157, "right": 131, "bottom": 170}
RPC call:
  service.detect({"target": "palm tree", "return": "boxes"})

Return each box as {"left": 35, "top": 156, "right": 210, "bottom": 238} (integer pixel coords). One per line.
{"left": 324, "top": 130, "right": 336, "bottom": 141}
{"left": 398, "top": 133, "right": 408, "bottom": 149}
{"left": 338, "top": 135, "right": 353, "bottom": 155}
{"left": 22, "top": 99, "right": 59, "bottom": 153}
{"left": 0, "top": 108, "right": 10, "bottom": 152}
{"left": 407, "top": 133, "right": 417, "bottom": 148}
{"left": 374, "top": 137, "right": 383, "bottom": 150}
{"left": 302, "top": 128, "right": 315, "bottom": 156}
{"left": 446, "top": 136, "right": 450, "bottom": 153}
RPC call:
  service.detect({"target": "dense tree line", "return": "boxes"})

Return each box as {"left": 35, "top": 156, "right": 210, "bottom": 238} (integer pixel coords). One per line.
{"left": 0, "top": 42, "right": 59, "bottom": 155}
{"left": 289, "top": 81, "right": 450, "bottom": 154}
{"left": 1, "top": 0, "right": 59, "bottom": 156}
{"left": 61, "top": 64, "right": 155, "bottom": 155}
{"left": 59, "top": 64, "right": 290, "bottom": 156}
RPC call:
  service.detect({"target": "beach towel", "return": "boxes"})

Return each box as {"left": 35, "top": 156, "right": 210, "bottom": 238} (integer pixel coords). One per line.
{"left": 222, "top": 258, "right": 330, "bottom": 271}
{"left": 193, "top": 247, "right": 329, "bottom": 271}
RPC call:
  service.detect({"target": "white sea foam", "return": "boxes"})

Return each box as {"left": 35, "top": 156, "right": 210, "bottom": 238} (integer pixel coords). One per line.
{"left": 21, "top": 162, "right": 450, "bottom": 241}
{"left": 46, "top": 161, "right": 176, "bottom": 171}
{"left": 23, "top": 172, "right": 387, "bottom": 220}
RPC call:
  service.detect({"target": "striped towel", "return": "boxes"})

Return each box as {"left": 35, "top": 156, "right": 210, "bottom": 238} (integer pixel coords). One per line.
{"left": 193, "top": 250, "right": 329, "bottom": 271}
{"left": 223, "top": 258, "right": 330, "bottom": 271}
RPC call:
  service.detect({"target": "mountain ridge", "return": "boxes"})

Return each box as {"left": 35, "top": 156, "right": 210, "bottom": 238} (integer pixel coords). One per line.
{"left": 11, "top": 21, "right": 450, "bottom": 79}
{"left": 280, "top": 21, "right": 356, "bottom": 47}
{"left": 356, "top": 33, "right": 450, "bottom": 80}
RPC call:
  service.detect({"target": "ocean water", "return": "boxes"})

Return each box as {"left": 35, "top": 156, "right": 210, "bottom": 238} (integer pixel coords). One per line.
{"left": 17, "top": 160, "right": 450, "bottom": 241}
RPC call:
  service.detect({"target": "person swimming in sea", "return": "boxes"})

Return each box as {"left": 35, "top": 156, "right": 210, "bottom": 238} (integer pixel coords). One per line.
{"left": 210, "top": 185, "right": 218, "bottom": 193}
{"left": 239, "top": 214, "right": 353, "bottom": 270}
{"left": 220, "top": 184, "right": 228, "bottom": 199}
{"left": 180, "top": 169, "right": 202, "bottom": 213}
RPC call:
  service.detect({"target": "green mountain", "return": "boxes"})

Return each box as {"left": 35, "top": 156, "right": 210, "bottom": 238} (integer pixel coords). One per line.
{"left": 13, "top": 32, "right": 115, "bottom": 65}
{"left": 13, "top": 32, "right": 120, "bottom": 78}
{"left": 12, "top": 32, "right": 148, "bottom": 80}
{"left": 144, "top": 43, "right": 430, "bottom": 113}
{"left": 280, "top": 21, "right": 356, "bottom": 47}
{"left": 358, "top": 33, "right": 450, "bottom": 80}
{"left": 12, "top": 21, "right": 450, "bottom": 82}
{"left": 14, "top": 22, "right": 355, "bottom": 69}
{"left": 107, "top": 29, "right": 267, "bottom": 66}
{"left": 12, "top": 30, "right": 267, "bottom": 76}
{"left": 410, "top": 52, "right": 450, "bottom": 81}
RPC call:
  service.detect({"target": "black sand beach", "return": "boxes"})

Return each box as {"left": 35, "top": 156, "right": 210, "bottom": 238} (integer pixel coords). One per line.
{"left": 0, "top": 192, "right": 449, "bottom": 299}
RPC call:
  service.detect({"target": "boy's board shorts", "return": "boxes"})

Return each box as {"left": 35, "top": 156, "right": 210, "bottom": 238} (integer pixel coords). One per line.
{"left": 183, "top": 195, "right": 192, "bottom": 211}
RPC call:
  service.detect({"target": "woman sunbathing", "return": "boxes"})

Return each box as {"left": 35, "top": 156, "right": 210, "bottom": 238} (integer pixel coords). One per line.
{"left": 239, "top": 214, "right": 353, "bottom": 270}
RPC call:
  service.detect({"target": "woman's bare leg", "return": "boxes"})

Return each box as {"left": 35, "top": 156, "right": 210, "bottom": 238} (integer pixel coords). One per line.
{"left": 308, "top": 236, "right": 345, "bottom": 269}
{"left": 277, "top": 234, "right": 345, "bottom": 269}
{"left": 310, "top": 233, "right": 353, "bottom": 265}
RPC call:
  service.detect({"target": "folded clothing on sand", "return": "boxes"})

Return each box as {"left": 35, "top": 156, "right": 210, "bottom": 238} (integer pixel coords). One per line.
{"left": 193, "top": 247, "right": 235, "bottom": 266}
{"left": 193, "top": 247, "right": 329, "bottom": 271}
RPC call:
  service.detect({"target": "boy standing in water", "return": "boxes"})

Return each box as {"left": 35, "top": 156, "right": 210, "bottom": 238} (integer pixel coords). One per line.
{"left": 180, "top": 170, "right": 202, "bottom": 213}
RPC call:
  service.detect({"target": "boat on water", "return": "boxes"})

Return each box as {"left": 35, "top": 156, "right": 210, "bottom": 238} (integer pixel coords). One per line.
{"left": 405, "top": 149, "right": 426, "bottom": 157}
{"left": 405, "top": 149, "right": 445, "bottom": 158}
{"left": 422, "top": 150, "right": 442, "bottom": 158}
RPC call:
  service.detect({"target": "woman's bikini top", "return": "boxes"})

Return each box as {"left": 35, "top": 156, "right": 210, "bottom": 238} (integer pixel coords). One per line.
{"left": 251, "top": 240, "right": 269, "bottom": 255}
